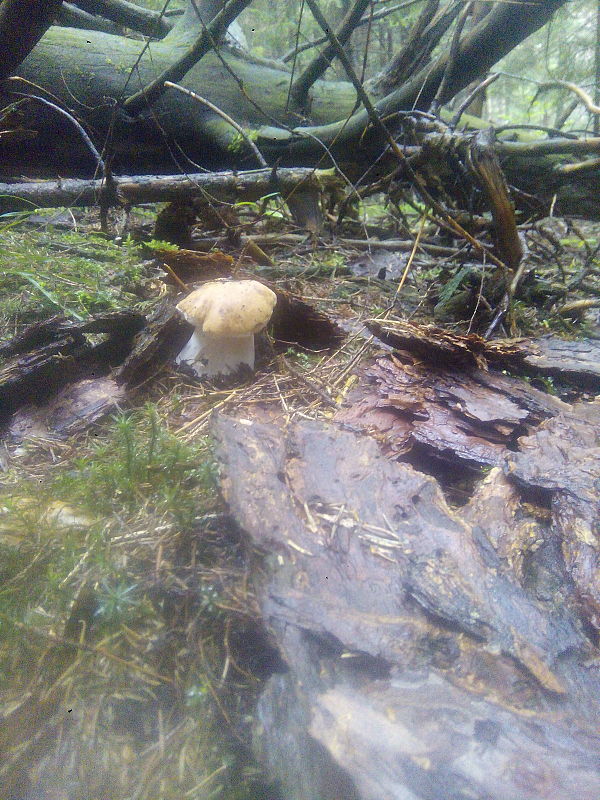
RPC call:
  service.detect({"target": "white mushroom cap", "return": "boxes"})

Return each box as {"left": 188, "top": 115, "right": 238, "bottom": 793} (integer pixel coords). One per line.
{"left": 176, "top": 280, "right": 277, "bottom": 337}
{"left": 175, "top": 280, "right": 277, "bottom": 378}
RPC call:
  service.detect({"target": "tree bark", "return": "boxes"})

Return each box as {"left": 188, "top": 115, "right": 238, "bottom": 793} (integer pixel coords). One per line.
{"left": 2, "top": 0, "right": 570, "bottom": 176}
{"left": 0, "top": 0, "right": 64, "bottom": 80}
{"left": 72, "top": 0, "right": 172, "bottom": 37}
{"left": 0, "top": 167, "right": 339, "bottom": 212}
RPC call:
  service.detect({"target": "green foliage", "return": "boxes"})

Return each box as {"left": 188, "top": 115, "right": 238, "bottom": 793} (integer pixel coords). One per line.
{"left": 94, "top": 577, "right": 142, "bottom": 625}
{"left": 54, "top": 404, "right": 217, "bottom": 525}
{"left": 435, "top": 265, "right": 473, "bottom": 308}
{"left": 0, "top": 405, "right": 217, "bottom": 640}
{"left": 145, "top": 237, "right": 180, "bottom": 251}
{"left": 0, "top": 224, "right": 150, "bottom": 335}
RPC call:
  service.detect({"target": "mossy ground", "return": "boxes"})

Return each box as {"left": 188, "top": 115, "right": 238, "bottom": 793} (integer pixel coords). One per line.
{"left": 0, "top": 217, "right": 278, "bottom": 799}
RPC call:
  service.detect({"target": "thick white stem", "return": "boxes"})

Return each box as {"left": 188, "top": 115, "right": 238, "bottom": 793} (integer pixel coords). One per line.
{"left": 176, "top": 330, "right": 255, "bottom": 377}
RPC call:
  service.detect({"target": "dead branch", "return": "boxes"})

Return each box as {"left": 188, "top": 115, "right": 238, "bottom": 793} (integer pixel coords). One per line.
{"left": 123, "top": 0, "right": 253, "bottom": 114}
{"left": 0, "top": 167, "right": 338, "bottom": 212}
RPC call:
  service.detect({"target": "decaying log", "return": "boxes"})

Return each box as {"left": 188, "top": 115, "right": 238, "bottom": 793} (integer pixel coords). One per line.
{"left": 367, "top": 319, "right": 600, "bottom": 389}
{"left": 7, "top": 376, "right": 126, "bottom": 439}
{"left": 507, "top": 402, "right": 600, "bottom": 631}
{"left": 214, "top": 414, "right": 600, "bottom": 800}
{"left": 517, "top": 336, "right": 600, "bottom": 389}
{"left": 467, "top": 129, "right": 523, "bottom": 270}
{"left": 0, "top": 311, "right": 144, "bottom": 358}
{"left": 115, "top": 298, "right": 192, "bottom": 388}
{"left": 335, "top": 354, "right": 568, "bottom": 469}
{"left": 0, "top": 311, "right": 145, "bottom": 424}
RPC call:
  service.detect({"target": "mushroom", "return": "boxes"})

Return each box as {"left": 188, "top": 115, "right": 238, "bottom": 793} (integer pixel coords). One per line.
{"left": 175, "top": 280, "right": 277, "bottom": 378}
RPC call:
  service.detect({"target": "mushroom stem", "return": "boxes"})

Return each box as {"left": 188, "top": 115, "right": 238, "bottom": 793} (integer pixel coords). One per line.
{"left": 176, "top": 330, "right": 255, "bottom": 377}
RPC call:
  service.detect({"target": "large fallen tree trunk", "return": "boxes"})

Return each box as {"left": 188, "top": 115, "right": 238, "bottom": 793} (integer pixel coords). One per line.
{"left": 1, "top": 0, "right": 568, "bottom": 174}
{"left": 3, "top": 0, "right": 599, "bottom": 218}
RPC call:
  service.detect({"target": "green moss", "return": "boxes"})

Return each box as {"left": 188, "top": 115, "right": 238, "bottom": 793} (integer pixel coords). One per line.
{"left": 0, "top": 224, "right": 151, "bottom": 337}
{"left": 0, "top": 404, "right": 217, "bottom": 631}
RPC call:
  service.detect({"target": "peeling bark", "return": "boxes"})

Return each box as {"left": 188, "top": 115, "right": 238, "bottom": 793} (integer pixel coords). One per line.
{"left": 214, "top": 413, "right": 600, "bottom": 800}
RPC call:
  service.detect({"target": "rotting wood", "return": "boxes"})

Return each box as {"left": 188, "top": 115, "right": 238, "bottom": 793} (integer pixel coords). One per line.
{"left": 7, "top": 376, "right": 126, "bottom": 440}
{"left": 467, "top": 128, "right": 523, "bottom": 270}
{"left": 506, "top": 402, "right": 600, "bottom": 632}
{"left": 334, "top": 354, "right": 568, "bottom": 469}
{"left": 367, "top": 319, "right": 600, "bottom": 389}
{"left": 214, "top": 414, "right": 600, "bottom": 800}
{"left": 0, "top": 311, "right": 145, "bottom": 422}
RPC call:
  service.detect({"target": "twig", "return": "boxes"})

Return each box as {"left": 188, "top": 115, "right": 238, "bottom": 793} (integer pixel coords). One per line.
{"left": 451, "top": 73, "right": 499, "bottom": 127}
{"left": 9, "top": 92, "right": 104, "bottom": 173}
{"left": 281, "top": 356, "right": 338, "bottom": 408}
{"left": 390, "top": 211, "right": 427, "bottom": 308}
{"left": 164, "top": 82, "right": 268, "bottom": 167}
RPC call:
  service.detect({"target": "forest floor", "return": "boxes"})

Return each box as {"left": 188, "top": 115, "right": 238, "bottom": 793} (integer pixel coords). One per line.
{"left": 0, "top": 199, "right": 599, "bottom": 800}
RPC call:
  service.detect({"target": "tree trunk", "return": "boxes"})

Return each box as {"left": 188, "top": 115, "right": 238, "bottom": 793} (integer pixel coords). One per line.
{"left": 0, "top": 0, "right": 64, "bottom": 80}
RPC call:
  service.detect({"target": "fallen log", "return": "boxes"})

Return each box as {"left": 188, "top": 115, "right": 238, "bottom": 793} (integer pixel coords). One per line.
{"left": 0, "top": 310, "right": 145, "bottom": 423}
{"left": 0, "top": 168, "right": 339, "bottom": 213}
{"left": 367, "top": 319, "right": 600, "bottom": 389}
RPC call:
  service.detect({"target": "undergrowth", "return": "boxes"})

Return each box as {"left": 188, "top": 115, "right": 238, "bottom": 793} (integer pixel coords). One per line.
{"left": 0, "top": 405, "right": 273, "bottom": 800}
{"left": 0, "top": 222, "right": 152, "bottom": 335}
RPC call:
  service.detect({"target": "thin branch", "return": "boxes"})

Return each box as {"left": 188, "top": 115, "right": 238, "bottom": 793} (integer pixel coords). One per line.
{"left": 164, "top": 81, "right": 268, "bottom": 167}
{"left": 0, "top": 168, "right": 336, "bottom": 212}
{"left": 554, "top": 97, "right": 579, "bottom": 130}
{"left": 493, "top": 121, "right": 577, "bottom": 139}
{"left": 497, "top": 137, "right": 600, "bottom": 157}
{"left": 555, "top": 156, "right": 600, "bottom": 175}
{"left": 302, "top": 0, "right": 388, "bottom": 134}
{"left": 285, "top": 0, "right": 306, "bottom": 115}
{"left": 450, "top": 72, "right": 499, "bottom": 127}
{"left": 123, "top": 0, "right": 253, "bottom": 114}
{"left": 290, "top": 0, "right": 373, "bottom": 109}
{"left": 9, "top": 92, "right": 104, "bottom": 173}
{"left": 369, "top": 0, "right": 451, "bottom": 96}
